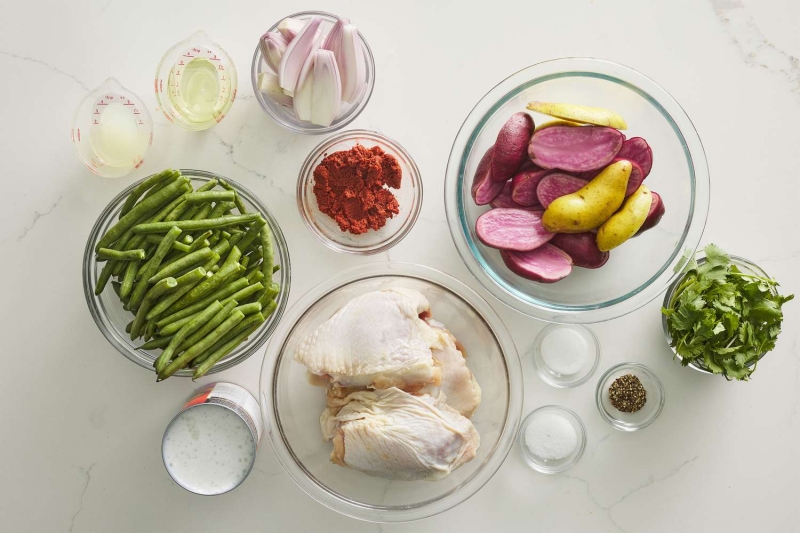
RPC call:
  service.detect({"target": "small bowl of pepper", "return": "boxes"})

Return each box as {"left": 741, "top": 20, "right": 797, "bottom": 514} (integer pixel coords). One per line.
{"left": 297, "top": 129, "right": 423, "bottom": 254}
{"left": 595, "top": 362, "right": 664, "bottom": 431}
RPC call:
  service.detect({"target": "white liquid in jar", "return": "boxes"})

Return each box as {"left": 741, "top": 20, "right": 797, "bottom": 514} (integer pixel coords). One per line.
{"left": 90, "top": 103, "right": 141, "bottom": 167}
{"left": 170, "top": 58, "right": 220, "bottom": 122}
{"left": 162, "top": 404, "right": 255, "bottom": 495}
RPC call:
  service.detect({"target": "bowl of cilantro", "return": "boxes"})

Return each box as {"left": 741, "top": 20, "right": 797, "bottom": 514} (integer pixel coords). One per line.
{"left": 661, "top": 244, "right": 793, "bottom": 381}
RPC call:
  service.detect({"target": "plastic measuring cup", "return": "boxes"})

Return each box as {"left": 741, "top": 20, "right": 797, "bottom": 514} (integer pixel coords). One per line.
{"left": 71, "top": 78, "right": 153, "bottom": 178}
{"left": 155, "top": 30, "right": 238, "bottom": 131}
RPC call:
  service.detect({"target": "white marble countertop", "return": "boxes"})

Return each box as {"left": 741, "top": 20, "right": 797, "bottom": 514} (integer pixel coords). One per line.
{"left": 2, "top": 0, "right": 799, "bottom": 531}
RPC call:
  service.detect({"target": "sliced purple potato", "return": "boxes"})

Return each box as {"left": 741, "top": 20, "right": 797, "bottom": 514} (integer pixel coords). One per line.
{"left": 528, "top": 125, "right": 624, "bottom": 173}
{"left": 551, "top": 232, "right": 609, "bottom": 269}
{"left": 500, "top": 244, "right": 573, "bottom": 283}
{"left": 475, "top": 208, "right": 554, "bottom": 251}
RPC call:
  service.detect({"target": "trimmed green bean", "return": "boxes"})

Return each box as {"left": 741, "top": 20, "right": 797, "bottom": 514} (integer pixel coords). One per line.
{"left": 263, "top": 298, "right": 277, "bottom": 318}
{"left": 125, "top": 320, "right": 133, "bottom": 334}
{"left": 130, "top": 277, "right": 177, "bottom": 340}
{"left": 210, "top": 265, "right": 220, "bottom": 273}
{"left": 219, "top": 179, "right": 246, "bottom": 214}
{"left": 259, "top": 224, "right": 274, "bottom": 283}
{"left": 119, "top": 169, "right": 174, "bottom": 218}
{"left": 194, "top": 179, "right": 219, "bottom": 193}
{"left": 187, "top": 231, "right": 212, "bottom": 252}
{"left": 96, "top": 177, "right": 189, "bottom": 251}
{"left": 223, "top": 282, "right": 263, "bottom": 306}
{"left": 144, "top": 320, "right": 156, "bottom": 342}
{"left": 180, "top": 204, "right": 199, "bottom": 221}
{"left": 95, "top": 260, "right": 116, "bottom": 295}
{"left": 177, "top": 300, "right": 238, "bottom": 352}
{"left": 192, "top": 323, "right": 259, "bottom": 379}
{"left": 236, "top": 218, "right": 267, "bottom": 252}
{"left": 201, "top": 311, "right": 266, "bottom": 358}
{"left": 154, "top": 300, "right": 224, "bottom": 374}
{"left": 148, "top": 248, "right": 213, "bottom": 283}
{"left": 191, "top": 204, "right": 212, "bottom": 221}
{"left": 233, "top": 302, "right": 261, "bottom": 316}
{"left": 139, "top": 336, "right": 173, "bottom": 350}
{"left": 140, "top": 172, "right": 180, "bottom": 202}
{"left": 145, "top": 267, "right": 208, "bottom": 320}
{"left": 182, "top": 235, "right": 193, "bottom": 245}
{"left": 156, "top": 277, "right": 249, "bottom": 328}
{"left": 208, "top": 201, "right": 235, "bottom": 220}
{"left": 240, "top": 255, "right": 250, "bottom": 269}
{"left": 165, "top": 246, "right": 242, "bottom": 310}
{"left": 185, "top": 191, "right": 235, "bottom": 204}
{"left": 97, "top": 248, "right": 145, "bottom": 261}
{"left": 245, "top": 269, "right": 264, "bottom": 285}
{"left": 120, "top": 259, "right": 140, "bottom": 299}
{"left": 221, "top": 230, "right": 231, "bottom": 240}
{"left": 163, "top": 199, "right": 189, "bottom": 223}
{"left": 132, "top": 214, "right": 261, "bottom": 235}
{"left": 158, "top": 314, "right": 197, "bottom": 336}
{"left": 128, "top": 226, "right": 182, "bottom": 310}
{"left": 144, "top": 235, "right": 191, "bottom": 253}
{"left": 199, "top": 253, "right": 221, "bottom": 273}
{"left": 158, "top": 310, "right": 244, "bottom": 380}
{"left": 211, "top": 238, "right": 229, "bottom": 256}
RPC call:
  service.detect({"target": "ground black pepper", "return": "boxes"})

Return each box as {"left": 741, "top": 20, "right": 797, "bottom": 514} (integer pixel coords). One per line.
{"left": 608, "top": 374, "right": 647, "bottom": 413}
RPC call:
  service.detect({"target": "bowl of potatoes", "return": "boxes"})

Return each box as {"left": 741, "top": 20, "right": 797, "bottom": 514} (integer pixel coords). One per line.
{"left": 444, "top": 58, "right": 709, "bottom": 324}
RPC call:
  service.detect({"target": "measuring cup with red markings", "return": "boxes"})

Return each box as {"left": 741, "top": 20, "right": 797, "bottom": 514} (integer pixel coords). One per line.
{"left": 155, "top": 31, "right": 238, "bottom": 131}
{"left": 71, "top": 78, "right": 153, "bottom": 178}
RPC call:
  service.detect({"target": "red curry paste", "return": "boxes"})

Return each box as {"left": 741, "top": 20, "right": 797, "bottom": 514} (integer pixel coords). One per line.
{"left": 312, "top": 145, "right": 402, "bottom": 235}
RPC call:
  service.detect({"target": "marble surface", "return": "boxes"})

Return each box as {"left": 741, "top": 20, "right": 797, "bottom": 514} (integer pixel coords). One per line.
{"left": 2, "top": 0, "right": 799, "bottom": 531}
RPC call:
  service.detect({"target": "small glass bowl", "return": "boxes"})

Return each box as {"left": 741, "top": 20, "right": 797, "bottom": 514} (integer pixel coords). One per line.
{"left": 297, "top": 129, "right": 423, "bottom": 255}
{"left": 596, "top": 363, "right": 664, "bottom": 431}
{"left": 662, "top": 254, "right": 770, "bottom": 376}
{"left": 83, "top": 170, "right": 291, "bottom": 377}
{"left": 251, "top": 10, "right": 376, "bottom": 134}
{"left": 518, "top": 405, "right": 587, "bottom": 474}
{"left": 531, "top": 324, "right": 600, "bottom": 388}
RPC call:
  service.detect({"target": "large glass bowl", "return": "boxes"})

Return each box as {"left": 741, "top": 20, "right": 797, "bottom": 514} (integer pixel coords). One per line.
{"left": 445, "top": 58, "right": 710, "bottom": 323}
{"left": 83, "top": 170, "right": 291, "bottom": 377}
{"left": 251, "top": 10, "right": 376, "bottom": 135}
{"left": 259, "top": 263, "right": 522, "bottom": 522}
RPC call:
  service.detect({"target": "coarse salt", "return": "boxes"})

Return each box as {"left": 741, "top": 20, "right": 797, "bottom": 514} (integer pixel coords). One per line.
{"left": 525, "top": 412, "right": 578, "bottom": 461}
{"left": 541, "top": 327, "right": 588, "bottom": 375}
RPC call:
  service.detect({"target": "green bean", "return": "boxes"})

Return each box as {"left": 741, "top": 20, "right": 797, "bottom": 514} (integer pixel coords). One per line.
{"left": 165, "top": 246, "right": 242, "bottom": 310}
{"left": 158, "top": 314, "right": 197, "bottom": 336}
{"left": 219, "top": 179, "right": 247, "bottom": 214}
{"left": 245, "top": 268, "right": 264, "bottom": 285}
{"left": 210, "top": 265, "right": 220, "bottom": 273}
{"left": 221, "top": 230, "right": 232, "bottom": 240}
{"left": 132, "top": 214, "right": 261, "bottom": 235}
{"left": 208, "top": 201, "right": 234, "bottom": 220}
{"left": 125, "top": 320, "right": 133, "bottom": 334}
{"left": 95, "top": 260, "right": 117, "bottom": 294}
{"left": 164, "top": 200, "right": 189, "bottom": 223}
{"left": 262, "top": 298, "right": 277, "bottom": 318}
{"left": 156, "top": 277, "right": 250, "bottom": 328}
{"left": 158, "top": 310, "right": 244, "bottom": 380}
{"left": 211, "top": 238, "right": 229, "bottom": 256}
{"left": 180, "top": 204, "right": 199, "bottom": 221}
{"left": 144, "top": 320, "right": 156, "bottom": 342}
{"left": 200, "top": 312, "right": 266, "bottom": 359}
{"left": 256, "top": 282, "right": 280, "bottom": 308}
{"left": 233, "top": 302, "right": 261, "bottom": 316}
{"left": 192, "top": 323, "right": 260, "bottom": 379}
{"left": 139, "top": 336, "right": 173, "bottom": 350}
{"left": 194, "top": 179, "right": 219, "bottom": 193}
{"left": 130, "top": 277, "right": 177, "bottom": 340}
{"left": 207, "top": 234, "right": 219, "bottom": 247}
{"left": 119, "top": 169, "right": 174, "bottom": 218}
{"left": 148, "top": 248, "right": 213, "bottom": 283}
{"left": 96, "top": 177, "right": 189, "bottom": 251}
{"left": 240, "top": 255, "right": 250, "bottom": 269}
{"left": 245, "top": 245, "right": 263, "bottom": 262}
{"left": 154, "top": 300, "right": 223, "bottom": 374}
{"left": 259, "top": 224, "right": 274, "bottom": 283}
{"left": 236, "top": 217, "right": 267, "bottom": 252}
{"left": 191, "top": 204, "right": 212, "bottom": 221}
{"left": 185, "top": 191, "right": 235, "bottom": 204}
{"left": 140, "top": 171, "right": 180, "bottom": 202}
{"left": 120, "top": 259, "right": 140, "bottom": 299}
{"left": 182, "top": 234, "right": 193, "bottom": 245}
{"left": 177, "top": 300, "right": 238, "bottom": 352}
{"left": 128, "top": 226, "right": 182, "bottom": 310}
{"left": 223, "top": 282, "right": 263, "bottom": 306}
{"left": 273, "top": 264, "right": 280, "bottom": 274}
{"left": 187, "top": 231, "right": 212, "bottom": 252}
{"left": 97, "top": 248, "right": 146, "bottom": 261}
{"left": 144, "top": 235, "right": 191, "bottom": 253}
{"left": 145, "top": 267, "right": 208, "bottom": 320}
{"left": 199, "top": 253, "right": 221, "bottom": 273}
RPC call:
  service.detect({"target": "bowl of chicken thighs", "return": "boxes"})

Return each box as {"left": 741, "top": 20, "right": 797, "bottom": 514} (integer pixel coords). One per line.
{"left": 260, "top": 262, "right": 522, "bottom": 522}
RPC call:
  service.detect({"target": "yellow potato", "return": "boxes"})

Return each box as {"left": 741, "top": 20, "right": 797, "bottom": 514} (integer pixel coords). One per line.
{"left": 533, "top": 118, "right": 584, "bottom": 132}
{"left": 542, "top": 160, "right": 631, "bottom": 233}
{"left": 526, "top": 101, "right": 628, "bottom": 130}
{"left": 596, "top": 185, "right": 653, "bottom": 251}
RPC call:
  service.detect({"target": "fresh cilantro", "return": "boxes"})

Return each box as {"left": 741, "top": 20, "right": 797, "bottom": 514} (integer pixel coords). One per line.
{"left": 662, "top": 244, "right": 793, "bottom": 381}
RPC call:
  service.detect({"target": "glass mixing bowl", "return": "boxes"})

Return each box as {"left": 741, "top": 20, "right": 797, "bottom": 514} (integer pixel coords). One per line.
{"left": 259, "top": 263, "right": 522, "bottom": 522}
{"left": 251, "top": 10, "right": 376, "bottom": 134}
{"left": 83, "top": 170, "right": 291, "bottom": 377}
{"left": 445, "top": 58, "right": 710, "bottom": 323}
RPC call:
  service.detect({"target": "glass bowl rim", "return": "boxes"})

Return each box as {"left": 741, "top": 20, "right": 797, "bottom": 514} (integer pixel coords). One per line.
{"left": 82, "top": 169, "right": 291, "bottom": 377}
{"left": 258, "top": 261, "right": 523, "bottom": 522}
{"left": 249, "top": 10, "right": 376, "bottom": 135}
{"left": 517, "top": 404, "right": 587, "bottom": 473}
{"left": 444, "top": 57, "right": 710, "bottom": 323}
{"left": 595, "top": 362, "right": 665, "bottom": 431}
{"left": 531, "top": 323, "right": 601, "bottom": 388}
{"left": 296, "top": 129, "right": 423, "bottom": 255}
{"left": 661, "top": 253, "right": 771, "bottom": 375}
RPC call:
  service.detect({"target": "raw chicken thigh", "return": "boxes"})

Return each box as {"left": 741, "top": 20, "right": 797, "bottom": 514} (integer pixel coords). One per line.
{"left": 321, "top": 387, "right": 480, "bottom": 481}
{"left": 295, "top": 288, "right": 445, "bottom": 391}
{"left": 421, "top": 319, "right": 482, "bottom": 418}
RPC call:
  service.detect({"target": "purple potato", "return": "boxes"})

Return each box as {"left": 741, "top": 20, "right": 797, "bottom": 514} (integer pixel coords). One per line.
{"left": 475, "top": 208, "right": 554, "bottom": 251}
{"left": 617, "top": 137, "right": 653, "bottom": 177}
{"left": 551, "top": 232, "right": 609, "bottom": 269}
{"left": 492, "top": 112, "right": 535, "bottom": 182}
{"left": 471, "top": 146, "right": 505, "bottom": 205}
{"left": 635, "top": 191, "right": 665, "bottom": 235}
{"left": 510, "top": 167, "right": 552, "bottom": 207}
{"left": 500, "top": 244, "right": 573, "bottom": 283}
{"left": 529, "top": 125, "right": 624, "bottom": 172}
{"left": 535, "top": 173, "right": 588, "bottom": 208}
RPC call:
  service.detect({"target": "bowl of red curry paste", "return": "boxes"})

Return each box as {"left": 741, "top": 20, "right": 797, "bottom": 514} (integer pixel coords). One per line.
{"left": 297, "top": 129, "right": 422, "bottom": 254}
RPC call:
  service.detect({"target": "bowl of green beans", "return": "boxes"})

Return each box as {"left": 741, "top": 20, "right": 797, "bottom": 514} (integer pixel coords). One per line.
{"left": 83, "top": 169, "right": 291, "bottom": 379}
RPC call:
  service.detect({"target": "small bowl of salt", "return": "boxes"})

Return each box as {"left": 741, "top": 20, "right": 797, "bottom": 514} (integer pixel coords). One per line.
{"left": 531, "top": 324, "right": 600, "bottom": 388}
{"left": 518, "top": 405, "right": 586, "bottom": 474}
